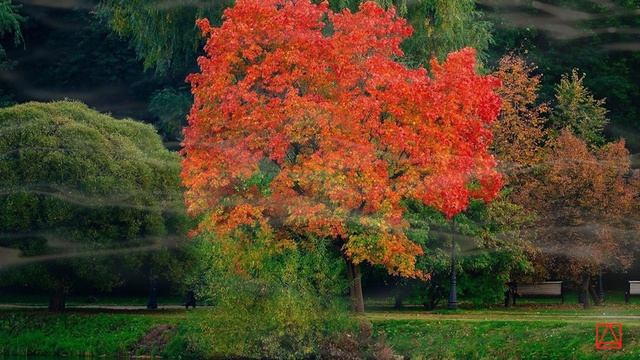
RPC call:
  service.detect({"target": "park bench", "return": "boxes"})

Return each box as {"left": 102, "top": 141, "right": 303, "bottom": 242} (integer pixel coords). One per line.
{"left": 505, "top": 281, "right": 564, "bottom": 306}
{"left": 624, "top": 281, "right": 640, "bottom": 303}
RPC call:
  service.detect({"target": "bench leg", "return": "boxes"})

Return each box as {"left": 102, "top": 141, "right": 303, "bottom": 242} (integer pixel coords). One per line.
{"left": 625, "top": 292, "right": 629, "bottom": 304}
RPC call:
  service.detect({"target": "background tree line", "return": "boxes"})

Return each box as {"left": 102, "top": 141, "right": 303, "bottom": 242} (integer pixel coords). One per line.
{"left": 2, "top": 0, "right": 639, "bottom": 150}
{"left": 0, "top": 0, "right": 638, "bottom": 320}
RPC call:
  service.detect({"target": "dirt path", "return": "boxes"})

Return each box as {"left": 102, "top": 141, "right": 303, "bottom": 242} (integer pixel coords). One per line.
{"left": 2, "top": 303, "right": 639, "bottom": 323}
{"left": 367, "top": 311, "right": 640, "bottom": 323}
{"left": 129, "top": 324, "right": 176, "bottom": 357}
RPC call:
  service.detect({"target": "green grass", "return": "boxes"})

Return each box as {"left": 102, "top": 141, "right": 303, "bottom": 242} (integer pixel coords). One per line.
{"left": 0, "top": 308, "right": 250, "bottom": 359}
{"left": 2, "top": 298, "right": 640, "bottom": 359}
{"left": 368, "top": 299, "right": 640, "bottom": 359}
{"left": 0, "top": 311, "right": 154, "bottom": 357}
{"left": 373, "top": 318, "right": 640, "bottom": 359}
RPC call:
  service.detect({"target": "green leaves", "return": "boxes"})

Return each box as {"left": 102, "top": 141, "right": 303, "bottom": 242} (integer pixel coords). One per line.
{"left": 0, "top": 101, "right": 186, "bottom": 292}
{"left": 148, "top": 88, "right": 192, "bottom": 141}
{"left": 551, "top": 69, "right": 609, "bottom": 148}
{"left": 98, "top": 0, "right": 234, "bottom": 74}
{"left": 192, "top": 232, "right": 351, "bottom": 358}
{"left": 0, "top": 0, "right": 23, "bottom": 46}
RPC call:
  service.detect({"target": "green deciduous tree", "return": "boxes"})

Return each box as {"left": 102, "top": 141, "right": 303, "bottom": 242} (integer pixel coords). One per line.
{"left": 0, "top": 101, "right": 186, "bottom": 310}
{"left": 0, "top": 0, "right": 23, "bottom": 106}
{"left": 148, "top": 87, "right": 192, "bottom": 142}
{"left": 0, "top": 0, "right": 23, "bottom": 60}
{"left": 552, "top": 69, "right": 609, "bottom": 148}
{"left": 191, "top": 232, "right": 353, "bottom": 358}
{"left": 398, "top": 197, "right": 532, "bottom": 308}
{"left": 401, "top": 0, "right": 492, "bottom": 66}
{"left": 97, "top": 0, "right": 233, "bottom": 75}
{"left": 100, "top": 0, "right": 493, "bottom": 73}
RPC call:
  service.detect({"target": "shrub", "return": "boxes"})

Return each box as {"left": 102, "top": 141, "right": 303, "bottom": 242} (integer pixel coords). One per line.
{"left": 0, "top": 101, "right": 186, "bottom": 309}
{"left": 188, "top": 232, "right": 355, "bottom": 358}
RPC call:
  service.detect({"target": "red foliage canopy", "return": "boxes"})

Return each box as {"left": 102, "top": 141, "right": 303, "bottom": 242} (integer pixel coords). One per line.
{"left": 182, "top": 0, "right": 503, "bottom": 277}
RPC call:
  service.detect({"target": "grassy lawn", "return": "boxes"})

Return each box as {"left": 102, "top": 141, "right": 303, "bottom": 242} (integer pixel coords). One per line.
{"left": 1, "top": 294, "right": 639, "bottom": 359}
{"left": 367, "top": 292, "right": 640, "bottom": 359}
{"left": 373, "top": 318, "right": 640, "bottom": 360}
{"left": 0, "top": 309, "right": 186, "bottom": 357}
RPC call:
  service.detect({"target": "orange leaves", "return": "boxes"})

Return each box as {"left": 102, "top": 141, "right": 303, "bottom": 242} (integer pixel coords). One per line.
{"left": 194, "top": 204, "right": 269, "bottom": 237}
{"left": 344, "top": 231, "right": 426, "bottom": 279}
{"left": 525, "top": 130, "right": 638, "bottom": 275}
{"left": 224, "top": 204, "right": 268, "bottom": 233}
{"left": 492, "top": 55, "right": 549, "bottom": 172}
{"left": 330, "top": 1, "right": 412, "bottom": 60}
{"left": 195, "top": 18, "right": 212, "bottom": 36}
{"left": 183, "top": 0, "right": 503, "bottom": 278}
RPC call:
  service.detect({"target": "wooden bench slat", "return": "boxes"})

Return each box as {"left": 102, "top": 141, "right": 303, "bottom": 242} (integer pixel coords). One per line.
{"left": 518, "top": 282, "right": 562, "bottom": 296}
{"left": 506, "top": 281, "right": 563, "bottom": 306}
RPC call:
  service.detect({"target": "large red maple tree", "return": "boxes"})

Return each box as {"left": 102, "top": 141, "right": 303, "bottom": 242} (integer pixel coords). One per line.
{"left": 182, "top": 0, "right": 503, "bottom": 312}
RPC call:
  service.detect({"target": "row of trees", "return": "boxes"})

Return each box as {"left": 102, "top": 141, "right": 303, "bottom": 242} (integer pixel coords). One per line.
{"left": 0, "top": 0, "right": 638, "bottom": 355}
{"left": 493, "top": 55, "right": 639, "bottom": 308}
{"left": 4, "top": 1, "right": 639, "bottom": 148}
{"left": 0, "top": 0, "right": 637, "bottom": 313}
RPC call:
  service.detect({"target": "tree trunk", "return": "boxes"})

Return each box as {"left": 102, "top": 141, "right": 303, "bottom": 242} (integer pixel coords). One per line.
{"left": 352, "top": 262, "right": 365, "bottom": 313}
{"left": 345, "top": 258, "right": 356, "bottom": 312}
{"left": 589, "top": 283, "right": 602, "bottom": 306}
{"left": 147, "top": 274, "right": 158, "bottom": 310}
{"left": 597, "top": 270, "right": 605, "bottom": 304}
{"left": 424, "top": 282, "right": 443, "bottom": 310}
{"left": 505, "top": 282, "right": 516, "bottom": 308}
{"left": 48, "top": 289, "right": 66, "bottom": 312}
{"left": 505, "top": 289, "right": 513, "bottom": 308}
{"left": 447, "top": 220, "right": 458, "bottom": 310}
{"left": 394, "top": 281, "right": 404, "bottom": 309}
{"left": 344, "top": 257, "right": 365, "bottom": 313}
{"left": 394, "top": 294, "right": 403, "bottom": 309}
{"left": 424, "top": 293, "right": 440, "bottom": 310}
{"left": 581, "top": 273, "right": 591, "bottom": 309}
